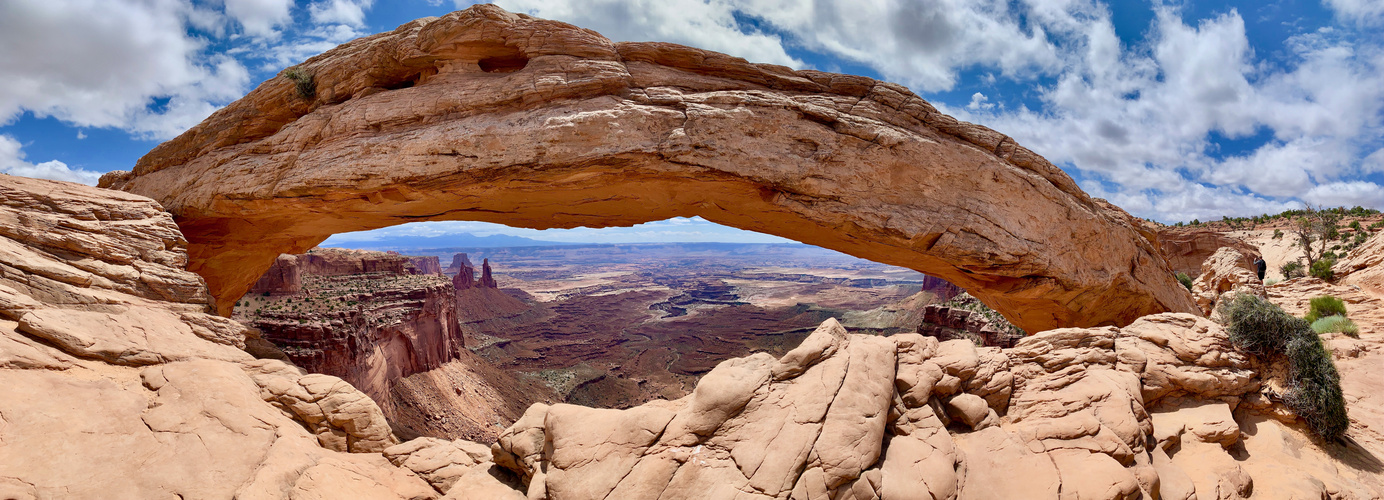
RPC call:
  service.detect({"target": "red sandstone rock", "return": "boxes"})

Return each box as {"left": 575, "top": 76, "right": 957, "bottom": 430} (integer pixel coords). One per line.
{"left": 479, "top": 259, "right": 497, "bottom": 289}
{"left": 102, "top": 4, "right": 1197, "bottom": 332}
{"left": 449, "top": 254, "right": 477, "bottom": 290}
{"left": 408, "top": 255, "right": 443, "bottom": 275}
{"left": 237, "top": 250, "right": 465, "bottom": 414}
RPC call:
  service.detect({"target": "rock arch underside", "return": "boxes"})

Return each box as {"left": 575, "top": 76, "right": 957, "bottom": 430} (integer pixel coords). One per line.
{"left": 101, "top": 5, "right": 1197, "bottom": 333}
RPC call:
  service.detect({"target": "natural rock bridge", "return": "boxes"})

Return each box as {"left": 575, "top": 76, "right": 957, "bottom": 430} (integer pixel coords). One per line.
{"left": 102, "top": 4, "right": 1197, "bottom": 333}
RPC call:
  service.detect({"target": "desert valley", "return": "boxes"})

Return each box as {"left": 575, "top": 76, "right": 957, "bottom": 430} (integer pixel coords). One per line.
{"left": 3, "top": 3, "right": 1384, "bottom": 500}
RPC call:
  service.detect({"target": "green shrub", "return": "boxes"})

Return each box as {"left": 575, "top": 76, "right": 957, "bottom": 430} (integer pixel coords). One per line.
{"left": 1281, "top": 261, "right": 1305, "bottom": 279}
{"left": 1284, "top": 334, "right": 1349, "bottom": 440}
{"left": 283, "top": 67, "right": 316, "bottom": 99}
{"left": 1310, "top": 258, "right": 1336, "bottom": 281}
{"left": 1311, "top": 315, "right": 1359, "bottom": 337}
{"left": 1175, "top": 272, "right": 1194, "bottom": 291}
{"left": 1305, "top": 295, "right": 1348, "bottom": 323}
{"left": 1273, "top": 229, "right": 1284, "bottom": 239}
{"left": 1221, "top": 294, "right": 1307, "bottom": 356}
{"left": 1221, "top": 294, "right": 1349, "bottom": 440}
{"left": 1265, "top": 278, "right": 1280, "bottom": 286}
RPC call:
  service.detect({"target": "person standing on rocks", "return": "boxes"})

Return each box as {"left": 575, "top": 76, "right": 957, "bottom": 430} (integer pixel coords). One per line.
{"left": 1254, "top": 257, "right": 1267, "bottom": 281}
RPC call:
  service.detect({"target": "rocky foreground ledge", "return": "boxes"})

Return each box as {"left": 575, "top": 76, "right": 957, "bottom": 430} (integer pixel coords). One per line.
{"left": 2, "top": 178, "right": 1382, "bottom": 499}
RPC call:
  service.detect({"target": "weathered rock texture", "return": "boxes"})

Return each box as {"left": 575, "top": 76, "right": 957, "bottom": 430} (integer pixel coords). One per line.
{"left": 1341, "top": 230, "right": 1384, "bottom": 294}
{"left": 483, "top": 314, "right": 1380, "bottom": 499}
{"left": 0, "top": 176, "right": 432, "bottom": 498}
{"left": 237, "top": 251, "right": 464, "bottom": 414}
{"left": 101, "top": 4, "right": 1196, "bottom": 332}
{"left": 1190, "top": 246, "right": 1267, "bottom": 316}
{"left": 1157, "top": 229, "right": 1263, "bottom": 278}
{"left": 917, "top": 294, "right": 1026, "bottom": 348}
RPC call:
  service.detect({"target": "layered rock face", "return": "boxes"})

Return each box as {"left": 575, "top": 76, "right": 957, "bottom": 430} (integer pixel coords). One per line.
{"left": 917, "top": 294, "right": 1025, "bottom": 348}
{"left": 1157, "top": 229, "right": 1263, "bottom": 278}
{"left": 102, "top": 4, "right": 1195, "bottom": 332}
{"left": 1340, "top": 230, "right": 1384, "bottom": 294}
{"left": 0, "top": 176, "right": 428, "bottom": 498}
{"left": 237, "top": 251, "right": 464, "bottom": 413}
{"left": 394, "top": 252, "right": 443, "bottom": 275}
{"left": 476, "top": 315, "right": 1378, "bottom": 500}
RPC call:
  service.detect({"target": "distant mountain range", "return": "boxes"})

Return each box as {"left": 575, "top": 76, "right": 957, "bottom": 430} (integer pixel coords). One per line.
{"left": 325, "top": 232, "right": 578, "bottom": 250}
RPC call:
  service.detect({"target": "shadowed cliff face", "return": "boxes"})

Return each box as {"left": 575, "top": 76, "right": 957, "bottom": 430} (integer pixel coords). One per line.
{"left": 102, "top": 4, "right": 1197, "bottom": 333}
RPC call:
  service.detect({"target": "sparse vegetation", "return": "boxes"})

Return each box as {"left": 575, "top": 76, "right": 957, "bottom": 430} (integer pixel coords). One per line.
{"left": 1281, "top": 261, "right": 1305, "bottom": 279}
{"left": 1310, "top": 258, "right": 1336, "bottom": 281}
{"left": 1219, "top": 294, "right": 1348, "bottom": 440}
{"left": 1175, "top": 271, "right": 1194, "bottom": 291}
{"left": 1305, "top": 295, "right": 1348, "bottom": 323}
{"left": 283, "top": 67, "right": 316, "bottom": 99}
{"left": 1311, "top": 315, "right": 1359, "bottom": 338}
{"left": 1272, "top": 229, "right": 1284, "bottom": 239}
{"left": 1290, "top": 206, "right": 1341, "bottom": 269}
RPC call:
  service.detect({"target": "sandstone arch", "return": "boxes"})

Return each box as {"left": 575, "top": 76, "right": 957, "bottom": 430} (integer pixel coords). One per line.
{"left": 101, "top": 5, "right": 1197, "bottom": 333}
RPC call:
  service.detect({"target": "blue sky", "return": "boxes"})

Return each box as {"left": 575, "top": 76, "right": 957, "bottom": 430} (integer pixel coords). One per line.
{"left": 2, "top": 0, "right": 1383, "bottom": 245}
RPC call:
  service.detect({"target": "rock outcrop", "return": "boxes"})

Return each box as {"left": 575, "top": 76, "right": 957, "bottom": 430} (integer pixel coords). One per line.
{"left": 917, "top": 294, "right": 1026, "bottom": 348}
{"left": 449, "top": 254, "right": 477, "bottom": 290}
{"left": 479, "top": 258, "right": 497, "bottom": 289}
{"left": 482, "top": 314, "right": 1377, "bottom": 499}
{"left": 236, "top": 251, "right": 464, "bottom": 415}
{"left": 1340, "top": 230, "right": 1384, "bottom": 294}
{"left": 1190, "top": 247, "right": 1267, "bottom": 316}
{"left": 0, "top": 176, "right": 433, "bottom": 499}
{"left": 101, "top": 4, "right": 1196, "bottom": 332}
{"left": 1157, "top": 229, "right": 1263, "bottom": 278}
{"left": 396, "top": 252, "right": 443, "bottom": 275}
{"left": 447, "top": 254, "right": 498, "bottom": 290}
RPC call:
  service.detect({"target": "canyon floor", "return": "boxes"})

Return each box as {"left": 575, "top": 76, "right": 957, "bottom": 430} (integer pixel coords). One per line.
{"left": 418, "top": 243, "right": 952, "bottom": 410}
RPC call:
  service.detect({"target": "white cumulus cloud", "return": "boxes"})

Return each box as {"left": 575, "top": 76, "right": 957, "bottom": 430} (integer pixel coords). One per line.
{"left": 0, "top": 0, "right": 252, "bottom": 140}
{"left": 0, "top": 135, "right": 102, "bottom": 185}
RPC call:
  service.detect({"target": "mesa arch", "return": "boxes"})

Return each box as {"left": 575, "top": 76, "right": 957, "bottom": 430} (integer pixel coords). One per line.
{"left": 101, "top": 4, "right": 1197, "bottom": 333}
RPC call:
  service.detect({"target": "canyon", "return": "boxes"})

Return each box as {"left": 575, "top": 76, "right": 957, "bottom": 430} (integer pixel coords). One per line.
{"left": 2, "top": 4, "right": 1383, "bottom": 500}
{"left": 236, "top": 247, "right": 551, "bottom": 442}
{"left": 5, "top": 174, "right": 1384, "bottom": 499}
{"left": 238, "top": 242, "right": 961, "bottom": 433}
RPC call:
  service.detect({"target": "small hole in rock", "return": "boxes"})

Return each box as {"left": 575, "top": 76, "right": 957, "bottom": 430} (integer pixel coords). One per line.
{"left": 478, "top": 54, "right": 529, "bottom": 73}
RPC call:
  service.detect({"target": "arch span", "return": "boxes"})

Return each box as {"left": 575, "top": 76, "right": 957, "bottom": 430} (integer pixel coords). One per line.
{"left": 102, "top": 5, "right": 1197, "bottom": 333}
